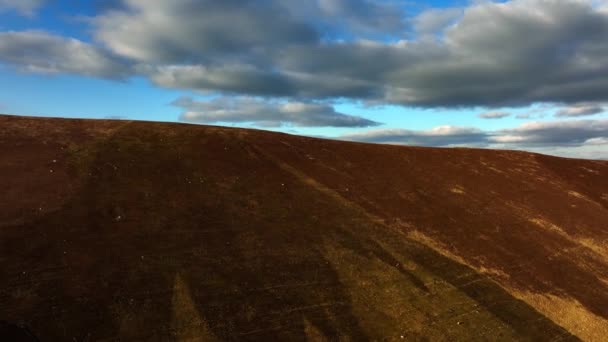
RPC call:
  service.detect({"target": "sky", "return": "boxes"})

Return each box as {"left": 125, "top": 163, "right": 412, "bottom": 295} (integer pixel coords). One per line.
{"left": 0, "top": 0, "right": 607, "bottom": 159}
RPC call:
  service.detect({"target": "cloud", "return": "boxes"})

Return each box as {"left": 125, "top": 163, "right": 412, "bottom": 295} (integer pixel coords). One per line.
{"left": 314, "top": 0, "right": 405, "bottom": 35}
{"left": 413, "top": 8, "right": 462, "bottom": 35}
{"left": 555, "top": 104, "right": 604, "bottom": 117}
{"left": 584, "top": 137, "right": 608, "bottom": 145}
{"left": 147, "top": 64, "right": 378, "bottom": 99}
{"left": 479, "top": 111, "right": 511, "bottom": 119}
{"left": 340, "top": 126, "right": 487, "bottom": 146}
{"left": 104, "top": 115, "right": 129, "bottom": 120}
{"left": 515, "top": 113, "right": 532, "bottom": 119}
{"left": 2, "top": 0, "right": 608, "bottom": 120}
{"left": 381, "top": 0, "right": 608, "bottom": 106}
{"left": 85, "top": 0, "right": 608, "bottom": 108}
{"left": 172, "top": 96, "right": 381, "bottom": 127}
{"left": 491, "top": 119, "right": 608, "bottom": 146}
{"left": 0, "top": 31, "right": 132, "bottom": 79}
{"left": 94, "top": 0, "right": 319, "bottom": 64}
{"left": 0, "top": 0, "right": 44, "bottom": 16}
{"left": 340, "top": 119, "right": 608, "bottom": 150}
{"left": 148, "top": 65, "right": 295, "bottom": 97}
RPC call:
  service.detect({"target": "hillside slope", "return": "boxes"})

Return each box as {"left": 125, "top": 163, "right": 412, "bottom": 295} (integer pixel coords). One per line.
{"left": 1, "top": 114, "right": 607, "bottom": 341}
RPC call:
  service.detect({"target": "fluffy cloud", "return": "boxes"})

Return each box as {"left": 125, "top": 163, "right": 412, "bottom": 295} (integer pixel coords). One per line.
{"left": 0, "top": 31, "right": 131, "bottom": 79}
{"left": 4, "top": 0, "right": 608, "bottom": 108}
{"left": 173, "top": 96, "right": 380, "bottom": 127}
{"left": 94, "top": 0, "right": 319, "bottom": 64}
{"left": 85, "top": 0, "right": 608, "bottom": 107}
{"left": 3, "top": 0, "right": 608, "bottom": 144}
{"left": 555, "top": 104, "right": 604, "bottom": 117}
{"left": 479, "top": 111, "right": 511, "bottom": 119}
{"left": 0, "top": 0, "right": 44, "bottom": 15}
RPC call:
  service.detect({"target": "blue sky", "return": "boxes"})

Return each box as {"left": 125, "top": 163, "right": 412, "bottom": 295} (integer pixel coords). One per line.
{"left": 0, "top": 0, "right": 607, "bottom": 159}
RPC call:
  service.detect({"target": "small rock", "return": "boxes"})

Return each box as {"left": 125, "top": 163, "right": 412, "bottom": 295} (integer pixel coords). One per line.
{"left": 457, "top": 321, "right": 464, "bottom": 325}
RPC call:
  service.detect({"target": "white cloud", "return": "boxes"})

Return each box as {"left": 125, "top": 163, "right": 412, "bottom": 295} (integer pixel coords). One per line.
{"left": 0, "top": 31, "right": 132, "bottom": 79}
{"left": 585, "top": 137, "right": 608, "bottom": 145}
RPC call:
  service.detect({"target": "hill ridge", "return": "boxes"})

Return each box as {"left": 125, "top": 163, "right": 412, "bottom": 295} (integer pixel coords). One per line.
{"left": 1, "top": 114, "right": 607, "bottom": 341}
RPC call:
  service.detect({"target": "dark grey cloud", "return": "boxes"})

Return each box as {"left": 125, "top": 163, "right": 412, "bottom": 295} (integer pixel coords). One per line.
{"left": 88, "top": 0, "right": 608, "bottom": 107}
{"left": 0, "top": 31, "right": 132, "bottom": 79}
{"left": 555, "top": 104, "right": 604, "bottom": 117}
{"left": 3, "top": 0, "right": 608, "bottom": 112}
{"left": 147, "top": 65, "right": 378, "bottom": 99}
{"left": 479, "top": 111, "right": 511, "bottom": 119}
{"left": 0, "top": 0, "right": 44, "bottom": 16}
{"left": 94, "top": 0, "right": 319, "bottom": 64}
{"left": 148, "top": 65, "right": 295, "bottom": 97}
{"left": 173, "top": 96, "right": 381, "bottom": 127}
{"left": 382, "top": 0, "right": 608, "bottom": 106}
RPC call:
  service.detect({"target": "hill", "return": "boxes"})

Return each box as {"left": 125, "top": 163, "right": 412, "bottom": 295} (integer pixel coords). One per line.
{"left": 1, "top": 114, "right": 607, "bottom": 341}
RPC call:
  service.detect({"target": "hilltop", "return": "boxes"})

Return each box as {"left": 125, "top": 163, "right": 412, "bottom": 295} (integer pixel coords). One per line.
{"left": 1, "top": 114, "right": 607, "bottom": 341}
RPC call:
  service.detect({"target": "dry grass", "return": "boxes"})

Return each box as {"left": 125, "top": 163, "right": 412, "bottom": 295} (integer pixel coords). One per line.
{"left": 407, "top": 229, "right": 608, "bottom": 341}
{"left": 171, "top": 274, "right": 218, "bottom": 342}
{"left": 515, "top": 292, "right": 608, "bottom": 342}
{"left": 530, "top": 217, "right": 608, "bottom": 261}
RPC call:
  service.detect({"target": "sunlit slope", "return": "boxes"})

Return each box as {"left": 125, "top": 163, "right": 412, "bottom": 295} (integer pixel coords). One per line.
{"left": 2, "top": 115, "right": 607, "bottom": 341}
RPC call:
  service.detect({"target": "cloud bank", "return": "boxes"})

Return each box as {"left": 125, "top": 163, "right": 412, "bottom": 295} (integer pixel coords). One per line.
{"left": 1, "top": 0, "right": 606, "bottom": 107}
{"left": 340, "top": 119, "right": 608, "bottom": 158}
{"left": 85, "top": 0, "right": 608, "bottom": 107}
